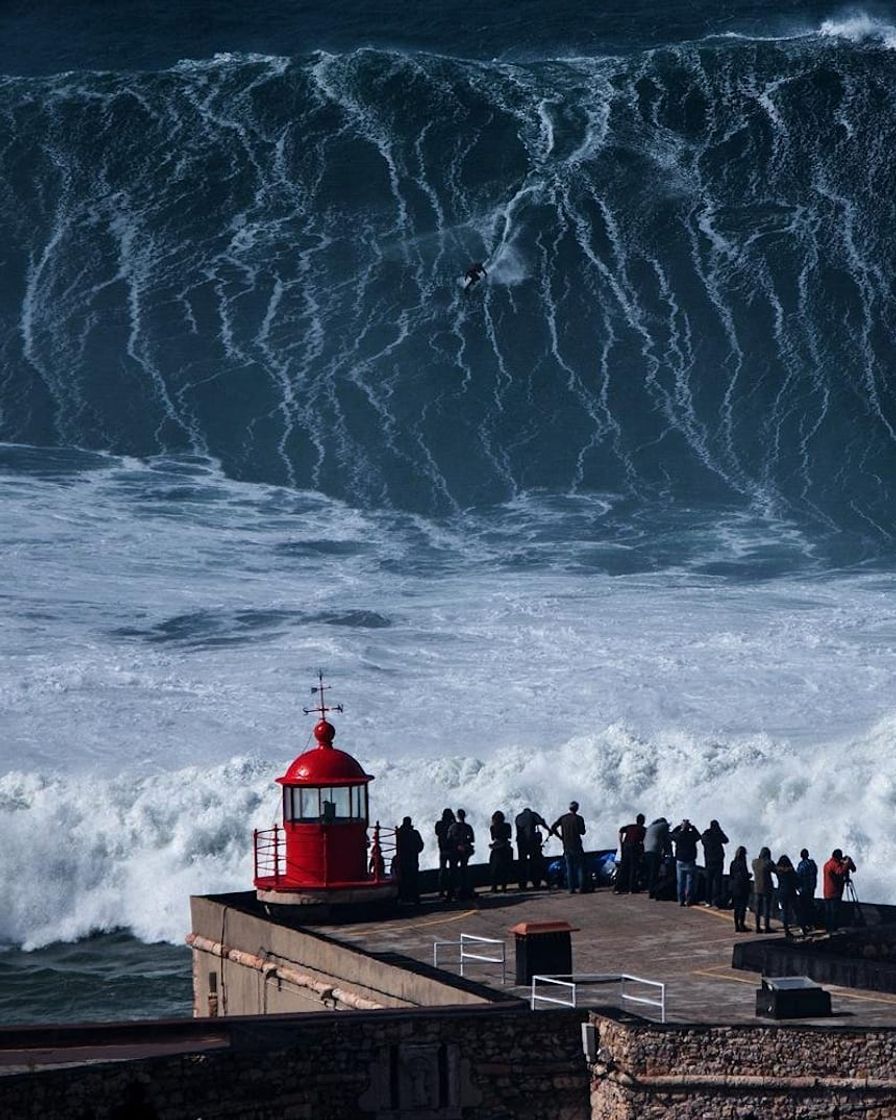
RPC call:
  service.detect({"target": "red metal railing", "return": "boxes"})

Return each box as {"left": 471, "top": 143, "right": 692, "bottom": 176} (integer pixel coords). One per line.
{"left": 254, "top": 825, "right": 285, "bottom": 884}
{"left": 253, "top": 823, "right": 398, "bottom": 887}
{"left": 368, "top": 821, "right": 397, "bottom": 884}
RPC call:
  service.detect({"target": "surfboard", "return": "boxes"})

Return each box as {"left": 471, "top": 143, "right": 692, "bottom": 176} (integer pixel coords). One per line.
{"left": 460, "top": 274, "right": 484, "bottom": 293}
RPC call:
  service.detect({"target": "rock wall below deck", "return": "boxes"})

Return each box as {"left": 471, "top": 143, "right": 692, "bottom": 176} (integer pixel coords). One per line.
{"left": 589, "top": 1010, "right": 896, "bottom": 1119}
{"left": 0, "top": 1005, "right": 589, "bottom": 1120}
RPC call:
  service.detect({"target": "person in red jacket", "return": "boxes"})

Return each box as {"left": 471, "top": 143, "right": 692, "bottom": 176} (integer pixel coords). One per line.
{"left": 822, "top": 849, "right": 856, "bottom": 932}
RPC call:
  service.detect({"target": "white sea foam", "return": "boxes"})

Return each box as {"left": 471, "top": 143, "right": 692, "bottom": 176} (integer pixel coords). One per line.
{"left": 819, "top": 14, "right": 896, "bottom": 48}
{"left": 703, "top": 11, "right": 896, "bottom": 49}
{"left": 2, "top": 711, "right": 895, "bottom": 948}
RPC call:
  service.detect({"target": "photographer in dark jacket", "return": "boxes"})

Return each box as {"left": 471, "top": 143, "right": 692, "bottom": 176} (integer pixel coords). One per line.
{"left": 701, "top": 820, "right": 729, "bottom": 907}
{"left": 515, "top": 806, "right": 550, "bottom": 890}
{"left": 616, "top": 813, "right": 646, "bottom": 894}
{"left": 447, "top": 809, "right": 476, "bottom": 900}
{"left": 670, "top": 819, "right": 700, "bottom": 907}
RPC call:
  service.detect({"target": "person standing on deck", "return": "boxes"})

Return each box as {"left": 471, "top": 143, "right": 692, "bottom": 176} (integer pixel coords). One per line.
{"left": 796, "top": 848, "right": 819, "bottom": 932}
{"left": 643, "top": 817, "right": 672, "bottom": 899}
{"left": 515, "top": 806, "right": 550, "bottom": 890}
{"left": 701, "top": 819, "right": 729, "bottom": 907}
{"left": 488, "top": 810, "right": 513, "bottom": 892}
{"left": 395, "top": 816, "right": 425, "bottom": 905}
{"left": 670, "top": 818, "right": 700, "bottom": 907}
{"left": 752, "top": 847, "right": 775, "bottom": 933}
{"left": 550, "top": 801, "right": 587, "bottom": 894}
{"left": 447, "top": 809, "right": 476, "bottom": 900}
{"left": 822, "top": 849, "right": 856, "bottom": 933}
{"left": 729, "top": 846, "right": 751, "bottom": 932}
{"left": 615, "top": 813, "right": 646, "bottom": 894}
{"left": 435, "top": 808, "right": 456, "bottom": 899}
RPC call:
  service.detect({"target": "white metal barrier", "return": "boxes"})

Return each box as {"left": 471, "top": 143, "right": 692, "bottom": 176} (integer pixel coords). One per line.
{"left": 530, "top": 972, "right": 666, "bottom": 1022}
{"left": 432, "top": 933, "right": 507, "bottom": 985}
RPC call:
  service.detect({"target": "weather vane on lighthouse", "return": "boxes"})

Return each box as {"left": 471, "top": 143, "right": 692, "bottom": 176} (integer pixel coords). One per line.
{"left": 303, "top": 669, "right": 343, "bottom": 720}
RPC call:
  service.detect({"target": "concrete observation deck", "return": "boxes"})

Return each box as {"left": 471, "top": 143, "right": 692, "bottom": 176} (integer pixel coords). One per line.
{"left": 299, "top": 882, "right": 896, "bottom": 1027}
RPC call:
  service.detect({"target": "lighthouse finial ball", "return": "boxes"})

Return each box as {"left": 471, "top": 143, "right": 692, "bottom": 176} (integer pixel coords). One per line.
{"left": 314, "top": 719, "right": 336, "bottom": 747}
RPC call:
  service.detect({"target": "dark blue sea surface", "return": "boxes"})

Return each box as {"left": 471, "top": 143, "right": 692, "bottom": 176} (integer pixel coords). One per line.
{"left": 1, "top": 0, "right": 895, "bottom": 1024}
{"left": 0, "top": 935, "right": 191, "bottom": 1026}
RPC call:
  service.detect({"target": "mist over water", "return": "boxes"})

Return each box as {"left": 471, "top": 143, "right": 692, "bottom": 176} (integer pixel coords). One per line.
{"left": 1, "top": 1, "right": 895, "bottom": 1021}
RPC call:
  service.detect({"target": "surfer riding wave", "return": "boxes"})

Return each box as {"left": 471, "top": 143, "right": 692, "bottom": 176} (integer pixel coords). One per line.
{"left": 463, "top": 261, "right": 487, "bottom": 292}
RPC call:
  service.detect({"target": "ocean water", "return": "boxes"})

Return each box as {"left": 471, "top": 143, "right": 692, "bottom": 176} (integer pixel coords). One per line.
{"left": 1, "top": 0, "right": 896, "bottom": 1024}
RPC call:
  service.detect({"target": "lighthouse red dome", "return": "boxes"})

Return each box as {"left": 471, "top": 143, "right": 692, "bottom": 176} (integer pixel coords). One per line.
{"left": 278, "top": 747, "right": 372, "bottom": 786}
{"left": 276, "top": 718, "right": 373, "bottom": 786}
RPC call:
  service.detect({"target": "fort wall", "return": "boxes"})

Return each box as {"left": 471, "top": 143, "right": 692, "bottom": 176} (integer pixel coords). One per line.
{"left": 0, "top": 1005, "right": 588, "bottom": 1120}
{"left": 589, "top": 1010, "right": 896, "bottom": 1119}
{"left": 9, "top": 1005, "right": 896, "bottom": 1118}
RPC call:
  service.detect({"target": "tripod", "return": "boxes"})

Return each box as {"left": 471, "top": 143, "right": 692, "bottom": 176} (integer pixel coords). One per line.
{"left": 844, "top": 876, "right": 865, "bottom": 927}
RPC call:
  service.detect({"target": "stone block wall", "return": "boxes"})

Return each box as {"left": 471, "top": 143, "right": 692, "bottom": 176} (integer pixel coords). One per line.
{"left": 589, "top": 1011, "right": 896, "bottom": 1119}
{"left": 0, "top": 1005, "right": 590, "bottom": 1120}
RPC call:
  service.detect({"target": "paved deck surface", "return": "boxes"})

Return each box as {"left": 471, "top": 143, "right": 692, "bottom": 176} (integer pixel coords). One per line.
{"left": 314, "top": 886, "right": 896, "bottom": 1027}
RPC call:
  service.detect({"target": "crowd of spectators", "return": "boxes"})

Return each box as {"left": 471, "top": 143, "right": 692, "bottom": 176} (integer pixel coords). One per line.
{"left": 389, "top": 805, "right": 857, "bottom": 938}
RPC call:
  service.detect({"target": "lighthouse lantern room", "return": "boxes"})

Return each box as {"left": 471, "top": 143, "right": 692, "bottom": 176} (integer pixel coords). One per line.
{"left": 253, "top": 674, "right": 397, "bottom": 907}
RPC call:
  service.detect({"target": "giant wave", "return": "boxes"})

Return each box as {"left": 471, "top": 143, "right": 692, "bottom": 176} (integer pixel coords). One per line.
{"left": 0, "top": 32, "right": 894, "bottom": 537}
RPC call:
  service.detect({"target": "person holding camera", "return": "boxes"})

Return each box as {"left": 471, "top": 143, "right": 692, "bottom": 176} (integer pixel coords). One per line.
{"left": 822, "top": 848, "right": 857, "bottom": 933}
{"left": 701, "top": 819, "right": 729, "bottom": 907}
{"left": 616, "top": 813, "right": 647, "bottom": 894}
{"left": 670, "top": 818, "right": 700, "bottom": 906}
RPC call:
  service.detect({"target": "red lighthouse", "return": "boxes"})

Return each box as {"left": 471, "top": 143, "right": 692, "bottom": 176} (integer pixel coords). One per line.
{"left": 253, "top": 674, "right": 397, "bottom": 907}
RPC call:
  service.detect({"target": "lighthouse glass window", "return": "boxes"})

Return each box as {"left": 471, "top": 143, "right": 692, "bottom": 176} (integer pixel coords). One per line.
{"left": 284, "top": 786, "right": 366, "bottom": 822}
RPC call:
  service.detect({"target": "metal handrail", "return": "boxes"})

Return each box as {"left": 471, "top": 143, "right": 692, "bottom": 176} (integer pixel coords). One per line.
{"left": 254, "top": 826, "right": 285, "bottom": 883}
{"left": 530, "top": 973, "right": 666, "bottom": 1022}
{"left": 254, "top": 823, "right": 398, "bottom": 886}
{"left": 432, "top": 933, "right": 507, "bottom": 985}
